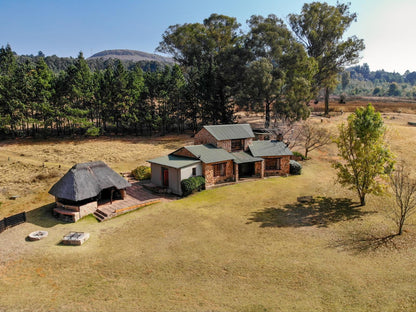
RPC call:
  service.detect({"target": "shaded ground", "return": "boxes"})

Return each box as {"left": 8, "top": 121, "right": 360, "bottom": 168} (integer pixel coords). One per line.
{"left": 248, "top": 196, "right": 372, "bottom": 228}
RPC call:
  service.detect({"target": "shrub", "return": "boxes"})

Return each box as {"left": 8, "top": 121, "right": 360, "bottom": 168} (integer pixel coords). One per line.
{"left": 85, "top": 126, "right": 101, "bottom": 137}
{"left": 292, "top": 151, "right": 307, "bottom": 161}
{"left": 339, "top": 93, "right": 346, "bottom": 104}
{"left": 290, "top": 160, "right": 302, "bottom": 175}
{"left": 131, "top": 166, "right": 151, "bottom": 180}
{"left": 181, "top": 176, "right": 205, "bottom": 197}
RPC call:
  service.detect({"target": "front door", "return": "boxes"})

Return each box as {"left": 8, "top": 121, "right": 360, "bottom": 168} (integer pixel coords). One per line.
{"left": 162, "top": 167, "right": 169, "bottom": 187}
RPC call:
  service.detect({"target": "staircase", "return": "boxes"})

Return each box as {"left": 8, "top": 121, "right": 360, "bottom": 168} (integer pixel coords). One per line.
{"left": 93, "top": 206, "right": 115, "bottom": 222}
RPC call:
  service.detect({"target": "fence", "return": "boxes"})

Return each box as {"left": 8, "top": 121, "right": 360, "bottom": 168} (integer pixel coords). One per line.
{"left": 0, "top": 212, "right": 26, "bottom": 234}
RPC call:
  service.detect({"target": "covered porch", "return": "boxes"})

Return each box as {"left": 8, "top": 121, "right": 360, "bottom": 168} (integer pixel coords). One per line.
{"left": 231, "top": 151, "right": 264, "bottom": 182}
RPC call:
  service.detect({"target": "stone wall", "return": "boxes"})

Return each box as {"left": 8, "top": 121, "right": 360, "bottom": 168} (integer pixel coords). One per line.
{"left": 263, "top": 156, "right": 291, "bottom": 176}
{"left": 203, "top": 160, "right": 234, "bottom": 185}
{"left": 216, "top": 140, "right": 231, "bottom": 152}
{"left": 79, "top": 201, "right": 98, "bottom": 219}
{"left": 243, "top": 138, "right": 253, "bottom": 151}
{"left": 172, "top": 147, "right": 198, "bottom": 159}
{"left": 194, "top": 128, "right": 218, "bottom": 146}
{"left": 255, "top": 160, "right": 264, "bottom": 178}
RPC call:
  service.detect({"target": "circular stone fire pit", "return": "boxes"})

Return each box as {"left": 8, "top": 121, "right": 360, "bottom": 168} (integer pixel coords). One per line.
{"left": 28, "top": 231, "right": 48, "bottom": 241}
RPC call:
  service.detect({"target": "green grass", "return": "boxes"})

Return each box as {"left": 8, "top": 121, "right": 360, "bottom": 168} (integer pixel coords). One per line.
{"left": 1, "top": 156, "right": 416, "bottom": 311}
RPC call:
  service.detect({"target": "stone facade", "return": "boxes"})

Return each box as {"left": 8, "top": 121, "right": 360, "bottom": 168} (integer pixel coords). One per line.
{"left": 194, "top": 128, "right": 253, "bottom": 152}
{"left": 255, "top": 161, "right": 264, "bottom": 178}
{"left": 263, "top": 156, "right": 291, "bottom": 176}
{"left": 172, "top": 147, "right": 198, "bottom": 159}
{"left": 194, "top": 128, "right": 218, "bottom": 146}
{"left": 55, "top": 200, "right": 98, "bottom": 222}
{"left": 203, "top": 159, "right": 234, "bottom": 186}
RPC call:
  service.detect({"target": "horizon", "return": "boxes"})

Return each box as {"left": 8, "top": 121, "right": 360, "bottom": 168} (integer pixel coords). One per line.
{"left": 1, "top": 0, "right": 416, "bottom": 74}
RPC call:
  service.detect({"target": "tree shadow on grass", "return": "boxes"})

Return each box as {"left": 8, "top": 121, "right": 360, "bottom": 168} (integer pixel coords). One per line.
{"left": 247, "top": 196, "right": 374, "bottom": 228}
{"left": 26, "top": 203, "right": 67, "bottom": 228}
{"left": 330, "top": 231, "right": 399, "bottom": 254}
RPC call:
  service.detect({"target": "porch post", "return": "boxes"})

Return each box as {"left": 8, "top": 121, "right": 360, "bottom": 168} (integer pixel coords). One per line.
{"left": 234, "top": 163, "right": 239, "bottom": 182}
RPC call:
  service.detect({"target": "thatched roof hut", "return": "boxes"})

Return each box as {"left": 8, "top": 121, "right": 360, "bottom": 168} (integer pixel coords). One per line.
{"left": 49, "top": 161, "right": 131, "bottom": 222}
{"left": 49, "top": 161, "right": 131, "bottom": 202}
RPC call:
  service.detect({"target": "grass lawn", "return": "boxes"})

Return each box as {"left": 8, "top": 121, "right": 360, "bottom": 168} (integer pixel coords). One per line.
{"left": 1, "top": 111, "right": 416, "bottom": 311}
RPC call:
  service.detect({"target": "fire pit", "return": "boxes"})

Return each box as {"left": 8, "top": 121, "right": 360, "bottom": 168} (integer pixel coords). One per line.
{"left": 28, "top": 231, "right": 48, "bottom": 241}
{"left": 62, "top": 232, "right": 90, "bottom": 245}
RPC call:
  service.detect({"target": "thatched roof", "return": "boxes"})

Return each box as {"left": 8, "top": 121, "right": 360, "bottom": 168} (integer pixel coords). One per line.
{"left": 49, "top": 161, "right": 131, "bottom": 202}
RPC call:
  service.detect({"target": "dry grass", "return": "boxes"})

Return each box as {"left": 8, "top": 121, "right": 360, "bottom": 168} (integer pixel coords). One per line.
{"left": 1, "top": 111, "right": 416, "bottom": 311}
{"left": 313, "top": 97, "right": 416, "bottom": 114}
{"left": 0, "top": 135, "right": 192, "bottom": 217}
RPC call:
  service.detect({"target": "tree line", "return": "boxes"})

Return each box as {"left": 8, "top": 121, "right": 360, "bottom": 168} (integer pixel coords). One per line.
{"left": 333, "top": 63, "right": 416, "bottom": 99}
{"left": 0, "top": 2, "right": 364, "bottom": 138}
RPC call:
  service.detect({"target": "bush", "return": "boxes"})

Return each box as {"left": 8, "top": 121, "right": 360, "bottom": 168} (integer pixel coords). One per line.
{"left": 85, "top": 126, "right": 101, "bottom": 137}
{"left": 290, "top": 160, "right": 302, "bottom": 175}
{"left": 131, "top": 166, "right": 151, "bottom": 180}
{"left": 339, "top": 93, "right": 346, "bottom": 104}
{"left": 292, "top": 151, "right": 307, "bottom": 161}
{"left": 181, "top": 176, "right": 205, "bottom": 197}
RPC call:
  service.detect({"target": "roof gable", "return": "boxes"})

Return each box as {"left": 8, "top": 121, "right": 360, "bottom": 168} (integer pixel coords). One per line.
{"left": 249, "top": 140, "right": 293, "bottom": 157}
{"left": 184, "top": 144, "right": 235, "bottom": 163}
{"left": 49, "top": 161, "right": 131, "bottom": 202}
{"left": 203, "top": 124, "right": 255, "bottom": 141}
{"left": 147, "top": 155, "right": 201, "bottom": 169}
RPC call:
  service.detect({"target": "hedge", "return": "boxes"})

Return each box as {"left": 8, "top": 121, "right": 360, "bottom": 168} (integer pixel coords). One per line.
{"left": 181, "top": 176, "right": 205, "bottom": 197}
{"left": 290, "top": 160, "right": 302, "bottom": 175}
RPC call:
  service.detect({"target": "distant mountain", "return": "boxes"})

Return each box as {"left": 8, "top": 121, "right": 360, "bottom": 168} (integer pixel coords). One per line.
{"left": 88, "top": 49, "right": 174, "bottom": 64}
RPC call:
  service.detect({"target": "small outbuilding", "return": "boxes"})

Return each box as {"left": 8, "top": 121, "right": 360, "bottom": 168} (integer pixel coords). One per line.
{"left": 49, "top": 161, "right": 131, "bottom": 222}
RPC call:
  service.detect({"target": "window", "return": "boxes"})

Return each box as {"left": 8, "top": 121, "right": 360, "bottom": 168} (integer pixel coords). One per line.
{"left": 192, "top": 167, "right": 196, "bottom": 176}
{"left": 231, "top": 139, "right": 243, "bottom": 151}
{"left": 214, "top": 163, "right": 226, "bottom": 177}
{"left": 265, "top": 158, "right": 281, "bottom": 170}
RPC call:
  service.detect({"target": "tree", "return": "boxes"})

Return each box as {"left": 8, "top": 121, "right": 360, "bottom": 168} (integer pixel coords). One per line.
{"left": 388, "top": 163, "right": 416, "bottom": 235}
{"left": 157, "top": 14, "right": 248, "bottom": 125}
{"left": 244, "top": 14, "right": 316, "bottom": 128}
{"left": 388, "top": 82, "right": 400, "bottom": 96}
{"left": 333, "top": 104, "right": 394, "bottom": 206}
{"left": 297, "top": 120, "right": 331, "bottom": 158}
{"left": 341, "top": 70, "right": 350, "bottom": 90}
{"left": 241, "top": 57, "right": 281, "bottom": 127}
{"left": 289, "top": 2, "right": 365, "bottom": 115}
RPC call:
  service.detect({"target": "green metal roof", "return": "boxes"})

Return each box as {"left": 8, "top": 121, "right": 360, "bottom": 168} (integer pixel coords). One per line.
{"left": 231, "top": 151, "right": 263, "bottom": 164}
{"left": 249, "top": 140, "right": 293, "bottom": 157}
{"left": 203, "top": 124, "right": 255, "bottom": 140}
{"left": 185, "top": 144, "right": 235, "bottom": 164}
{"left": 147, "top": 155, "right": 201, "bottom": 169}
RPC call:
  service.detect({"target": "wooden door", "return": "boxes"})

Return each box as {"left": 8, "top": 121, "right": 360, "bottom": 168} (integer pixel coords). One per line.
{"left": 162, "top": 168, "right": 169, "bottom": 186}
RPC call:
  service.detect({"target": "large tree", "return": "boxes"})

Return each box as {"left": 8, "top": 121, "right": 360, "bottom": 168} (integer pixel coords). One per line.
{"left": 244, "top": 15, "right": 316, "bottom": 128}
{"left": 157, "top": 14, "right": 248, "bottom": 125}
{"left": 289, "top": 2, "right": 365, "bottom": 115}
{"left": 333, "top": 104, "right": 394, "bottom": 206}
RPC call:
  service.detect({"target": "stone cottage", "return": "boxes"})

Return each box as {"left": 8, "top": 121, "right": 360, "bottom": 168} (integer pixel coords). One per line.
{"left": 148, "top": 124, "right": 293, "bottom": 196}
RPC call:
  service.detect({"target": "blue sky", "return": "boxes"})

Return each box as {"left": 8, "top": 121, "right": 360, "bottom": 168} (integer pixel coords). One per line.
{"left": 0, "top": 0, "right": 415, "bottom": 73}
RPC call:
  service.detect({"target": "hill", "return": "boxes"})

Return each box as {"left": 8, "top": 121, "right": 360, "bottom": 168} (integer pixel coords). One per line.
{"left": 88, "top": 49, "right": 174, "bottom": 64}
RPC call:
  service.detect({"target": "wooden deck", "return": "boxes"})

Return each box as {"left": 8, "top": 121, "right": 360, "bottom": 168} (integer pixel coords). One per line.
{"left": 93, "top": 182, "right": 169, "bottom": 221}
